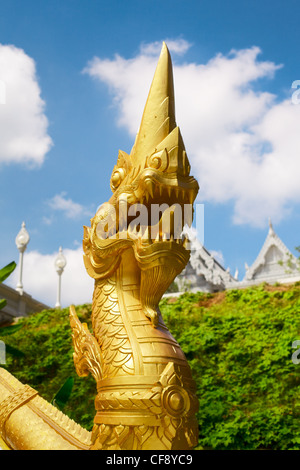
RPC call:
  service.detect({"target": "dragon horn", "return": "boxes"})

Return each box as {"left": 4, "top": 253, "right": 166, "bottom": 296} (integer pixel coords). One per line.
{"left": 130, "top": 42, "right": 177, "bottom": 162}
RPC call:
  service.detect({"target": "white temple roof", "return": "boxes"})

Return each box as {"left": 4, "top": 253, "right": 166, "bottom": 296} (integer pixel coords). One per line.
{"left": 242, "top": 219, "right": 300, "bottom": 285}
{"left": 175, "top": 231, "right": 237, "bottom": 293}
{"left": 167, "top": 221, "right": 300, "bottom": 296}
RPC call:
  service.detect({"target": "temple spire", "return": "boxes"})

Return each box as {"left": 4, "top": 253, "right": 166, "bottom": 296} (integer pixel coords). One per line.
{"left": 130, "top": 42, "right": 176, "bottom": 162}
{"left": 268, "top": 217, "right": 275, "bottom": 236}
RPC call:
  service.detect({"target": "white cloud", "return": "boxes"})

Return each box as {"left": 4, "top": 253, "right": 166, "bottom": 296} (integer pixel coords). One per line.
{"left": 47, "top": 192, "right": 93, "bottom": 219}
{"left": 0, "top": 44, "right": 52, "bottom": 166}
{"left": 42, "top": 215, "right": 53, "bottom": 226}
{"left": 83, "top": 39, "right": 300, "bottom": 228}
{"left": 139, "top": 38, "right": 191, "bottom": 56}
{"left": 7, "top": 247, "right": 94, "bottom": 308}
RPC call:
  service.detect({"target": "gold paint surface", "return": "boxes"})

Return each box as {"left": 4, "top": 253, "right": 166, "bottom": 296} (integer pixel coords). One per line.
{"left": 73, "top": 42, "right": 200, "bottom": 450}
{"left": 0, "top": 42, "right": 199, "bottom": 450}
{"left": 0, "top": 367, "right": 91, "bottom": 450}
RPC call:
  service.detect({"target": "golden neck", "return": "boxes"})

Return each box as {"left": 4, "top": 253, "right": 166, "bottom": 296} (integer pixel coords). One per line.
{"left": 92, "top": 248, "right": 147, "bottom": 379}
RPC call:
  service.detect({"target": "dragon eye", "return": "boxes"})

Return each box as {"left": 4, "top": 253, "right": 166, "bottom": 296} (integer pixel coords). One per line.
{"left": 110, "top": 150, "right": 132, "bottom": 192}
{"left": 110, "top": 168, "right": 126, "bottom": 191}
{"left": 147, "top": 148, "right": 168, "bottom": 172}
{"left": 112, "top": 171, "right": 121, "bottom": 186}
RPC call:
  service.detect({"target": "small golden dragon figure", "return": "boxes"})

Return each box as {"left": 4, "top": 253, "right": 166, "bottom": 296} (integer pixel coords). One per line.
{"left": 0, "top": 42, "right": 199, "bottom": 450}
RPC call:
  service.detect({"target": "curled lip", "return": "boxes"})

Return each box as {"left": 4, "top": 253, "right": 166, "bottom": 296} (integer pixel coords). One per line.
{"left": 93, "top": 168, "right": 198, "bottom": 247}
{"left": 94, "top": 201, "right": 192, "bottom": 248}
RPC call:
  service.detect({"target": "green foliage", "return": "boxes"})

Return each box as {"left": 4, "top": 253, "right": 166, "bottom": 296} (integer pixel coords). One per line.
{"left": 0, "top": 262, "right": 16, "bottom": 311}
{"left": 0, "top": 323, "right": 24, "bottom": 336}
{"left": 0, "top": 261, "right": 25, "bottom": 360}
{"left": 4, "top": 344, "right": 25, "bottom": 358}
{"left": 1, "top": 283, "right": 300, "bottom": 448}
{"left": 160, "top": 284, "right": 300, "bottom": 449}
{"left": 0, "top": 305, "right": 96, "bottom": 430}
{"left": 0, "top": 261, "right": 16, "bottom": 284}
{"left": 52, "top": 376, "right": 74, "bottom": 410}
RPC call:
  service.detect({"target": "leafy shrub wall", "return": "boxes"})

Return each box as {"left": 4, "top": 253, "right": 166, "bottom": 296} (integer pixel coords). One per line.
{"left": 160, "top": 284, "right": 300, "bottom": 449}
{"left": 1, "top": 283, "right": 300, "bottom": 449}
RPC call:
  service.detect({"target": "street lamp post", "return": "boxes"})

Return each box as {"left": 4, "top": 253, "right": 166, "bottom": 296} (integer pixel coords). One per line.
{"left": 54, "top": 247, "right": 67, "bottom": 309}
{"left": 15, "top": 222, "right": 30, "bottom": 295}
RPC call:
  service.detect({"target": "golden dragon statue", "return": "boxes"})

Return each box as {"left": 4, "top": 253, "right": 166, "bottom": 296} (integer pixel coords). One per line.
{"left": 0, "top": 42, "right": 199, "bottom": 450}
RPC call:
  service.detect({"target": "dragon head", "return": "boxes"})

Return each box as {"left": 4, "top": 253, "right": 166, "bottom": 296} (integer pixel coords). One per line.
{"left": 83, "top": 43, "right": 199, "bottom": 326}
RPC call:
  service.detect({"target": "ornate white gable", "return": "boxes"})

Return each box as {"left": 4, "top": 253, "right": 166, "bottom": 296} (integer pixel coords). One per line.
{"left": 242, "top": 219, "right": 300, "bottom": 285}
{"left": 175, "top": 233, "right": 237, "bottom": 293}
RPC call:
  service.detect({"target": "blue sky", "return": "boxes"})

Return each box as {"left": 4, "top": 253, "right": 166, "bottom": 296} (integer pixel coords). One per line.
{"left": 0, "top": 0, "right": 300, "bottom": 307}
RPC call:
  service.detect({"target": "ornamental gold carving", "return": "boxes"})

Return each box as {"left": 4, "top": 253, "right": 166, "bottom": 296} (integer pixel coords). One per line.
{"left": 72, "top": 42, "right": 199, "bottom": 450}
{"left": 0, "top": 42, "right": 199, "bottom": 450}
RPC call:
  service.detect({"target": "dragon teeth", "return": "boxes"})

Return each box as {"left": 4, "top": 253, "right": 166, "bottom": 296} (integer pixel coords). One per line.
{"left": 188, "top": 192, "right": 194, "bottom": 204}
{"left": 145, "top": 179, "right": 154, "bottom": 198}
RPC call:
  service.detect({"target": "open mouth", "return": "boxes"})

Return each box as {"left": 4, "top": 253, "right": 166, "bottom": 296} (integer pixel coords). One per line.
{"left": 128, "top": 173, "right": 198, "bottom": 244}
{"left": 95, "top": 174, "right": 197, "bottom": 250}
{"left": 139, "top": 175, "right": 197, "bottom": 206}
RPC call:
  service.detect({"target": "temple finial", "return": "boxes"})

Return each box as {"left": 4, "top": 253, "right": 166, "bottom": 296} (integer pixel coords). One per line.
{"left": 268, "top": 217, "right": 275, "bottom": 235}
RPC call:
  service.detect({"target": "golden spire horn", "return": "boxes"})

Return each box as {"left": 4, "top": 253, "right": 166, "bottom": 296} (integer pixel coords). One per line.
{"left": 130, "top": 42, "right": 177, "bottom": 162}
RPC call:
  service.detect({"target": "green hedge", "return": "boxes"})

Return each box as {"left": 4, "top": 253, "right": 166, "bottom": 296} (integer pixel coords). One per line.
{"left": 160, "top": 284, "right": 300, "bottom": 449}
{"left": 1, "top": 283, "right": 300, "bottom": 449}
{"left": 0, "top": 305, "right": 96, "bottom": 430}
